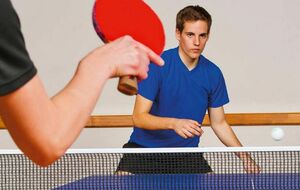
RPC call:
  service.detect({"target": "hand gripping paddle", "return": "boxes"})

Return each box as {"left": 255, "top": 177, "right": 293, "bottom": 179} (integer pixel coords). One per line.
{"left": 92, "top": 0, "right": 165, "bottom": 95}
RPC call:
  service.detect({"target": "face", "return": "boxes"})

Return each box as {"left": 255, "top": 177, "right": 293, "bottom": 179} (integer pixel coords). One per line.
{"left": 176, "top": 20, "right": 209, "bottom": 61}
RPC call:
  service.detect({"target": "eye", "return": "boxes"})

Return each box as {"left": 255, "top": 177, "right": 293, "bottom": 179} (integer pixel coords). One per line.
{"left": 200, "top": 33, "right": 208, "bottom": 39}
{"left": 186, "top": 33, "right": 194, "bottom": 38}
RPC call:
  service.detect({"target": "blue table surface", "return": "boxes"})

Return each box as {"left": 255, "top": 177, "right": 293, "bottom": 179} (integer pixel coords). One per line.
{"left": 55, "top": 173, "right": 300, "bottom": 190}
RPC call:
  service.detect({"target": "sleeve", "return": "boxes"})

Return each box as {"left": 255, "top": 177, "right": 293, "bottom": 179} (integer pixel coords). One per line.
{"left": 208, "top": 68, "right": 229, "bottom": 108}
{"left": 137, "top": 63, "right": 162, "bottom": 102}
{"left": 0, "top": 0, "right": 37, "bottom": 96}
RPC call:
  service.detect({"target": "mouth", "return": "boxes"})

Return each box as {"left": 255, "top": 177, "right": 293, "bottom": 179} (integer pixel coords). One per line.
{"left": 191, "top": 49, "right": 201, "bottom": 53}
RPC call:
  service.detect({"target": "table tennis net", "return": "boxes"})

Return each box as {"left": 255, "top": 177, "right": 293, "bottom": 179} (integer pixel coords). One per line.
{"left": 0, "top": 147, "right": 299, "bottom": 189}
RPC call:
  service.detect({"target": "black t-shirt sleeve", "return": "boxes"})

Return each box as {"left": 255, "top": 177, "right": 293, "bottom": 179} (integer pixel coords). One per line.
{"left": 0, "top": 0, "right": 37, "bottom": 96}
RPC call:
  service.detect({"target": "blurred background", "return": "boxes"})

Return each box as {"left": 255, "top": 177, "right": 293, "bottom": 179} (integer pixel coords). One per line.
{"left": 1, "top": 0, "right": 299, "bottom": 149}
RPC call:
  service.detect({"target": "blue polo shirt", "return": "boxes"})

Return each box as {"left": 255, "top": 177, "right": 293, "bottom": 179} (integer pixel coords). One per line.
{"left": 129, "top": 47, "right": 229, "bottom": 147}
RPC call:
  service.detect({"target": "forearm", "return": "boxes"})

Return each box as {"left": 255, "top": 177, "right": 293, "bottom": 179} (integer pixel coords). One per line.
{"left": 210, "top": 114, "right": 260, "bottom": 173}
{"left": 0, "top": 61, "right": 111, "bottom": 166}
{"left": 50, "top": 60, "right": 111, "bottom": 150}
{"left": 133, "top": 112, "right": 176, "bottom": 130}
{"left": 211, "top": 122, "right": 252, "bottom": 159}
{"left": 211, "top": 121, "right": 243, "bottom": 147}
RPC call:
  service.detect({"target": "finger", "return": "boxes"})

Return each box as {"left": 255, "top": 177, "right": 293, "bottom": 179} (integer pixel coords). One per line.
{"left": 255, "top": 166, "right": 261, "bottom": 173}
{"left": 182, "top": 128, "right": 194, "bottom": 138}
{"left": 252, "top": 163, "right": 260, "bottom": 174}
{"left": 189, "top": 123, "right": 203, "bottom": 134}
{"left": 200, "top": 129, "right": 204, "bottom": 136}
{"left": 134, "top": 40, "right": 164, "bottom": 66}
{"left": 245, "top": 162, "right": 260, "bottom": 174}
{"left": 193, "top": 127, "right": 203, "bottom": 136}
{"left": 193, "top": 121, "right": 201, "bottom": 126}
{"left": 248, "top": 166, "right": 259, "bottom": 174}
{"left": 193, "top": 125, "right": 203, "bottom": 134}
{"left": 178, "top": 131, "right": 188, "bottom": 139}
{"left": 188, "top": 120, "right": 201, "bottom": 127}
{"left": 185, "top": 126, "right": 201, "bottom": 136}
{"left": 136, "top": 51, "right": 150, "bottom": 80}
{"left": 199, "top": 126, "right": 204, "bottom": 135}
{"left": 198, "top": 128, "right": 204, "bottom": 136}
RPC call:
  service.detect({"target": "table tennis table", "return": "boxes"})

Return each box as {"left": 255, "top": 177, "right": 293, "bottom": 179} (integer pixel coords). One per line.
{"left": 56, "top": 173, "right": 300, "bottom": 190}
{"left": 0, "top": 147, "right": 299, "bottom": 190}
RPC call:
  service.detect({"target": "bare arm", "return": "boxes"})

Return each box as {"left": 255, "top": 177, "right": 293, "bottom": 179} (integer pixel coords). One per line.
{"left": 208, "top": 107, "right": 260, "bottom": 173}
{"left": 208, "top": 107, "right": 242, "bottom": 147}
{"left": 133, "top": 95, "right": 203, "bottom": 138}
{"left": 0, "top": 36, "right": 164, "bottom": 167}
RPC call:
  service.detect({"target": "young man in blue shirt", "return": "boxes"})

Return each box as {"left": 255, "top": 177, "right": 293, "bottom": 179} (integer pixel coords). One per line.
{"left": 118, "top": 5, "right": 259, "bottom": 174}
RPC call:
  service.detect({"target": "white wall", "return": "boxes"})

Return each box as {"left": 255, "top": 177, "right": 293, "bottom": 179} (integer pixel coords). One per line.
{"left": 1, "top": 0, "right": 299, "bottom": 149}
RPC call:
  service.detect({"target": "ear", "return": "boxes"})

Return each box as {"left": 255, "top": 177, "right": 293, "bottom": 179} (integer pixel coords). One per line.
{"left": 175, "top": 28, "right": 181, "bottom": 41}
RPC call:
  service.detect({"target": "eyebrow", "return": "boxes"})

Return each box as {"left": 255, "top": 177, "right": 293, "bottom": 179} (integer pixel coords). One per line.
{"left": 185, "top": 32, "right": 208, "bottom": 36}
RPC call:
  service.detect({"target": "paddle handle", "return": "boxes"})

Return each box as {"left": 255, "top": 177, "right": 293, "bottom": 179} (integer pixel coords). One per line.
{"left": 117, "top": 76, "right": 138, "bottom": 95}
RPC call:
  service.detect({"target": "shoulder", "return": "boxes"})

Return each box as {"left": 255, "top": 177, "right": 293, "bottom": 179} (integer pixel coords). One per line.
{"left": 201, "top": 55, "right": 223, "bottom": 78}
{"left": 0, "top": 0, "right": 37, "bottom": 96}
{"left": 0, "top": 0, "right": 19, "bottom": 26}
{"left": 161, "top": 47, "right": 178, "bottom": 59}
{"left": 149, "top": 47, "right": 178, "bottom": 71}
{"left": 201, "top": 55, "right": 227, "bottom": 92}
{"left": 161, "top": 47, "right": 179, "bottom": 65}
{"left": 0, "top": 0, "right": 23, "bottom": 48}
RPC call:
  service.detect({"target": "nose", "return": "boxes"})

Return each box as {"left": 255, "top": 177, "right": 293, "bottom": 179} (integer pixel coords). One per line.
{"left": 193, "top": 36, "right": 200, "bottom": 46}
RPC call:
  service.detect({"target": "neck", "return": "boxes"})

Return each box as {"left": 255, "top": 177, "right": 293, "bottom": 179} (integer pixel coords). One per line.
{"left": 178, "top": 47, "right": 199, "bottom": 70}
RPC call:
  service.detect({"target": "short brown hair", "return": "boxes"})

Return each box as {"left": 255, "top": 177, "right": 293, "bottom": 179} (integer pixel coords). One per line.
{"left": 176, "top": 5, "right": 212, "bottom": 33}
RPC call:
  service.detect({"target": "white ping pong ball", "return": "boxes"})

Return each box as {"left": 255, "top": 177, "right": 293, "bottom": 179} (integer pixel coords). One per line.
{"left": 271, "top": 127, "right": 284, "bottom": 141}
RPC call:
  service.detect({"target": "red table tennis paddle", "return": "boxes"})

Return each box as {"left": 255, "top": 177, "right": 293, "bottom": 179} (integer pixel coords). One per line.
{"left": 92, "top": 0, "right": 165, "bottom": 95}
